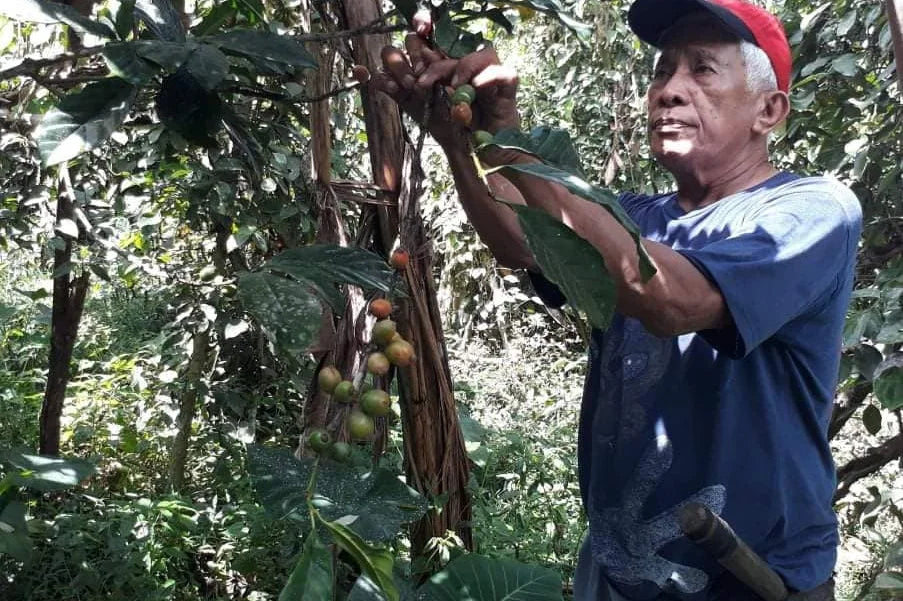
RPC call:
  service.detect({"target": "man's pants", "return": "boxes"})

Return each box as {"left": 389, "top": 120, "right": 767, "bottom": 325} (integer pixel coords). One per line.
{"left": 573, "top": 538, "right": 836, "bottom": 601}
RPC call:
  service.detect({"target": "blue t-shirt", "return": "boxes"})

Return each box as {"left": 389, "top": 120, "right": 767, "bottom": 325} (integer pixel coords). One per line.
{"left": 531, "top": 173, "right": 862, "bottom": 599}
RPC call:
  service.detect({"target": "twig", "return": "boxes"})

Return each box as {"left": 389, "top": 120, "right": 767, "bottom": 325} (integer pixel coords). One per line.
{"left": 0, "top": 47, "right": 104, "bottom": 82}
{"left": 834, "top": 432, "right": 903, "bottom": 501}
{"left": 296, "top": 18, "right": 404, "bottom": 43}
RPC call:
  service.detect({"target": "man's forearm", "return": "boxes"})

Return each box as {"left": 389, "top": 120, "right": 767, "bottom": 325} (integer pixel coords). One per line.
{"left": 492, "top": 153, "right": 726, "bottom": 336}
{"left": 444, "top": 147, "right": 537, "bottom": 270}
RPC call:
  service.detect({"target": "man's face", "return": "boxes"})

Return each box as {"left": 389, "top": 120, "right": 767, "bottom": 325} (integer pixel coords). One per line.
{"left": 646, "top": 17, "right": 762, "bottom": 175}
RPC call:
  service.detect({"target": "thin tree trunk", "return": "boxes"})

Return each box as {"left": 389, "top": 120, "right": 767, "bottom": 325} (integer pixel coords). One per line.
{"left": 170, "top": 327, "right": 210, "bottom": 493}
{"left": 39, "top": 170, "right": 89, "bottom": 456}
{"left": 887, "top": 0, "right": 903, "bottom": 93}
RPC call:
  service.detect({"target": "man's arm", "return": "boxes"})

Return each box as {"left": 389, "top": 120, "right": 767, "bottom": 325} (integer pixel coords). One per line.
{"left": 484, "top": 151, "right": 728, "bottom": 337}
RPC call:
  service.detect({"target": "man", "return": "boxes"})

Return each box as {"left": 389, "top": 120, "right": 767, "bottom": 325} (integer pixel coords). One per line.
{"left": 373, "top": 0, "right": 862, "bottom": 599}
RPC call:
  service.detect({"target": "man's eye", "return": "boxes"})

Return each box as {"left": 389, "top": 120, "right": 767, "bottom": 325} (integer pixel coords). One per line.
{"left": 695, "top": 64, "right": 715, "bottom": 74}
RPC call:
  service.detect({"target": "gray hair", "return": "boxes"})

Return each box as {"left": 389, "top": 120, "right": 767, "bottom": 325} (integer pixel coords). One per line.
{"left": 740, "top": 40, "right": 778, "bottom": 92}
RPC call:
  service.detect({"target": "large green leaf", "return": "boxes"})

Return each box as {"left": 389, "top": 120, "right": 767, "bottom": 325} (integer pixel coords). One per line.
{"left": 237, "top": 272, "right": 322, "bottom": 358}
{"left": 267, "top": 245, "right": 395, "bottom": 312}
{"left": 34, "top": 78, "right": 137, "bottom": 166}
{"left": 186, "top": 44, "right": 230, "bottom": 91}
{"left": 102, "top": 42, "right": 160, "bottom": 85}
{"left": 279, "top": 530, "right": 334, "bottom": 601}
{"left": 491, "top": 126, "right": 585, "bottom": 177}
{"left": 248, "top": 445, "right": 427, "bottom": 542}
{"left": 874, "top": 365, "right": 903, "bottom": 410}
{"left": 207, "top": 30, "right": 317, "bottom": 70}
{"left": 420, "top": 554, "right": 564, "bottom": 601}
{"left": 133, "top": 40, "right": 194, "bottom": 71}
{"left": 0, "top": 0, "right": 115, "bottom": 38}
{"left": 510, "top": 204, "right": 616, "bottom": 329}
{"left": 0, "top": 494, "right": 33, "bottom": 562}
{"left": 320, "top": 517, "right": 398, "bottom": 601}
{"left": 348, "top": 573, "right": 421, "bottom": 601}
{"left": 1, "top": 449, "right": 95, "bottom": 491}
{"left": 506, "top": 0, "right": 592, "bottom": 38}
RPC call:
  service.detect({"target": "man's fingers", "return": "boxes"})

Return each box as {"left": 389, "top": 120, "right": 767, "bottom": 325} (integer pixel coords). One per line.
{"left": 370, "top": 70, "right": 401, "bottom": 99}
{"left": 415, "top": 59, "right": 458, "bottom": 91}
{"left": 450, "top": 47, "right": 501, "bottom": 88}
{"left": 380, "top": 45, "right": 415, "bottom": 91}
{"left": 472, "top": 64, "right": 519, "bottom": 98}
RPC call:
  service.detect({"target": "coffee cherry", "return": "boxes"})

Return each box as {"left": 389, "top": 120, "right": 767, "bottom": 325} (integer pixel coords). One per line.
{"left": 451, "top": 103, "right": 472, "bottom": 127}
{"left": 367, "top": 352, "right": 391, "bottom": 376}
{"left": 333, "top": 380, "right": 356, "bottom": 403}
{"left": 308, "top": 428, "right": 332, "bottom": 452}
{"left": 372, "top": 319, "right": 397, "bottom": 347}
{"left": 361, "top": 389, "right": 392, "bottom": 417}
{"left": 385, "top": 339, "right": 415, "bottom": 367}
{"left": 318, "top": 366, "right": 342, "bottom": 394}
{"left": 390, "top": 249, "right": 409, "bottom": 270}
{"left": 352, "top": 64, "right": 370, "bottom": 84}
{"left": 473, "top": 130, "right": 493, "bottom": 146}
{"left": 451, "top": 84, "right": 476, "bottom": 105}
{"left": 347, "top": 409, "right": 375, "bottom": 440}
{"left": 330, "top": 441, "right": 352, "bottom": 462}
{"left": 369, "top": 298, "right": 392, "bottom": 319}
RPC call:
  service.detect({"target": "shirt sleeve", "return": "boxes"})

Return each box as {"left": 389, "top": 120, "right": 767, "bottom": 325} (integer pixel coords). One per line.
{"left": 678, "top": 179, "right": 861, "bottom": 358}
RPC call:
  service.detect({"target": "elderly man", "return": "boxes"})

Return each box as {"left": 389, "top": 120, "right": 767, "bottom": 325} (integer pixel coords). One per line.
{"left": 374, "top": 0, "right": 861, "bottom": 599}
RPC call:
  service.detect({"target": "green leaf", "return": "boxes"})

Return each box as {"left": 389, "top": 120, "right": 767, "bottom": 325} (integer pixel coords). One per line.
{"left": 491, "top": 127, "right": 585, "bottom": 177}
{"left": 267, "top": 245, "right": 395, "bottom": 312}
{"left": 876, "top": 310, "right": 903, "bottom": 344}
{"left": 875, "top": 366, "right": 903, "bottom": 410}
{"left": 279, "top": 530, "right": 334, "bottom": 601}
{"left": 133, "top": 40, "right": 193, "bottom": 71}
{"left": 115, "top": 0, "right": 135, "bottom": 40}
{"left": 862, "top": 404, "right": 882, "bottom": 435}
{"left": 497, "top": 162, "right": 655, "bottom": 281}
{"left": 237, "top": 272, "right": 322, "bottom": 359}
{"left": 207, "top": 30, "right": 317, "bottom": 70}
{"left": 34, "top": 78, "right": 137, "bottom": 166}
{"left": 319, "top": 517, "right": 398, "bottom": 601}
{"left": 247, "top": 445, "right": 428, "bottom": 542}
{"left": 510, "top": 0, "right": 592, "bottom": 38}
{"left": 420, "top": 554, "right": 564, "bottom": 601}
{"left": 0, "top": 494, "right": 33, "bottom": 562}
{"left": 433, "top": 13, "right": 486, "bottom": 58}
{"left": 853, "top": 344, "right": 884, "bottom": 380}
{"left": 510, "top": 204, "right": 616, "bottom": 329}
{"left": 874, "top": 571, "right": 903, "bottom": 591}
{"left": 347, "top": 573, "right": 419, "bottom": 601}
{"left": 831, "top": 54, "right": 858, "bottom": 77}
{"left": 843, "top": 308, "right": 882, "bottom": 349}
{"left": 1, "top": 449, "right": 95, "bottom": 491}
{"left": 0, "top": 0, "right": 115, "bottom": 38}
{"left": 103, "top": 42, "right": 160, "bottom": 85}
{"left": 193, "top": 2, "right": 237, "bottom": 36}
{"left": 186, "top": 44, "right": 230, "bottom": 90}
{"left": 134, "top": 0, "right": 185, "bottom": 42}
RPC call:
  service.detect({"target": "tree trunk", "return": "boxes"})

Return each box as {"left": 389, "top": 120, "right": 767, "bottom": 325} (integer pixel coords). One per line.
{"left": 170, "top": 327, "right": 210, "bottom": 492}
{"left": 887, "top": 0, "right": 903, "bottom": 93}
{"left": 39, "top": 171, "right": 89, "bottom": 456}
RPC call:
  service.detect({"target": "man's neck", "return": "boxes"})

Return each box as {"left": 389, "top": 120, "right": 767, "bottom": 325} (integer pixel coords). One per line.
{"left": 673, "top": 156, "right": 778, "bottom": 212}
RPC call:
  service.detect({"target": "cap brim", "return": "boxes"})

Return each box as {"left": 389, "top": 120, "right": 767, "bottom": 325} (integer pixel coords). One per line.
{"left": 628, "top": 0, "right": 756, "bottom": 47}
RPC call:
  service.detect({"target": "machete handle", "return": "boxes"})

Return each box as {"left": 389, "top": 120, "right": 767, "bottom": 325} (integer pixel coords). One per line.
{"left": 679, "top": 502, "right": 789, "bottom": 601}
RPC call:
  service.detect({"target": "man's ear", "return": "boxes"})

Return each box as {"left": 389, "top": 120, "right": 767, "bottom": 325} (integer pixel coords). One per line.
{"left": 752, "top": 90, "right": 790, "bottom": 136}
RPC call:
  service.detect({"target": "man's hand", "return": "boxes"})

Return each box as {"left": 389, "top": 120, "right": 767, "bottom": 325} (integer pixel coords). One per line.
{"left": 370, "top": 25, "right": 521, "bottom": 150}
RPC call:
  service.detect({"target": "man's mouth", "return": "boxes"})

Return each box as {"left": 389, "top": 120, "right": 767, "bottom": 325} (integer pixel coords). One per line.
{"left": 652, "top": 118, "right": 692, "bottom": 132}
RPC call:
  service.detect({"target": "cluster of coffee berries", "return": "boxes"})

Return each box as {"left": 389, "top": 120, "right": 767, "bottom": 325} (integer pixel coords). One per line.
{"left": 308, "top": 249, "right": 415, "bottom": 454}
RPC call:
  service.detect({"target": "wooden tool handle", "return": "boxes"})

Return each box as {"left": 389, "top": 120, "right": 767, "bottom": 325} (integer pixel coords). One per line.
{"left": 679, "top": 502, "right": 789, "bottom": 601}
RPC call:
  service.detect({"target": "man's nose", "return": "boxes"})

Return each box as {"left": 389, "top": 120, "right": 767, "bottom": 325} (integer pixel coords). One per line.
{"left": 655, "top": 72, "right": 691, "bottom": 107}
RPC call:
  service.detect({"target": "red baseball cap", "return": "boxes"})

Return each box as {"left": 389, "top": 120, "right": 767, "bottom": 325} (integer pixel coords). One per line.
{"left": 627, "top": 0, "right": 792, "bottom": 93}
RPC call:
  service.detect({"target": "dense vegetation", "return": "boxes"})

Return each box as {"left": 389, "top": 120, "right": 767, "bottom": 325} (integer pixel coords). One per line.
{"left": 0, "top": 0, "right": 901, "bottom": 599}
